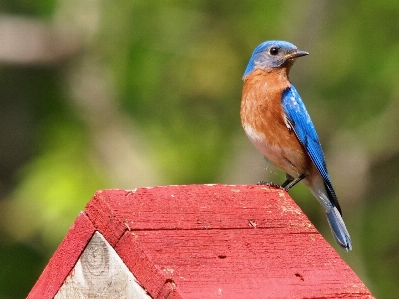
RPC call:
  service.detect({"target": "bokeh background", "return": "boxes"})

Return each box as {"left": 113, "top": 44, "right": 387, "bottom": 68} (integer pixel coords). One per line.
{"left": 0, "top": 1, "right": 398, "bottom": 298}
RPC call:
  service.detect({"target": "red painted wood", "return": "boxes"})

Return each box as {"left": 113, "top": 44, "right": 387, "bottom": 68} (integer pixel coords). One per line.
{"left": 27, "top": 212, "right": 96, "bottom": 299}
{"left": 115, "top": 231, "right": 183, "bottom": 299}
{"left": 134, "top": 230, "right": 361, "bottom": 298}
{"left": 87, "top": 185, "right": 318, "bottom": 233}
{"left": 85, "top": 189, "right": 128, "bottom": 246}
{"left": 85, "top": 185, "right": 374, "bottom": 299}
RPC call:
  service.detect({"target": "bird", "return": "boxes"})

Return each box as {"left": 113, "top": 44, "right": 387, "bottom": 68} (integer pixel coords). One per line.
{"left": 241, "top": 40, "right": 352, "bottom": 251}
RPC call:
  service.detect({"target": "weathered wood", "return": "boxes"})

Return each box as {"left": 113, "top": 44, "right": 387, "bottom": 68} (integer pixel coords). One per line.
{"left": 27, "top": 212, "right": 95, "bottom": 299}
{"left": 87, "top": 186, "right": 317, "bottom": 233}
{"left": 55, "top": 232, "right": 152, "bottom": 299}
{"left": 116, "top": 230, "right": 183, "bottom": 299}
{"left": 28, "top": 185, "right": 375, "bottom": 299}
{"left": 86, "top": 185, "right": 373, "bottom": 299}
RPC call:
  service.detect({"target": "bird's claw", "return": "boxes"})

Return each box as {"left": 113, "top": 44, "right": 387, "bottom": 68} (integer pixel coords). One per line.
{"left": 257, "top": 181, "right": 285, "bottom": 190}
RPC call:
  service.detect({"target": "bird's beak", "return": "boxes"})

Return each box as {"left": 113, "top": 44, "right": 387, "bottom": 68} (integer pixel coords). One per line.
{"left": 284, "top": 50, "right": 309, "bottom": 60}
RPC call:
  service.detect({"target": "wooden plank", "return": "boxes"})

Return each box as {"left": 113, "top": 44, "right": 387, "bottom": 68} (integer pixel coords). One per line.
{"left": 115, "top": 231, "right": 183, "bottom": 299}
{"left": 86, "top": 185, "right": 317, "bottom": 233}
{"left": 85, "top": 189, "right": 128, "bottom": 247}
{"left": 133, "top": 229, "right": 371, "bottom": 298}
{"left": 55, "top": 232, "right": 152, "bottom": 299}
{"left": 27, "top": 212, "right": 96, "bottom": 299}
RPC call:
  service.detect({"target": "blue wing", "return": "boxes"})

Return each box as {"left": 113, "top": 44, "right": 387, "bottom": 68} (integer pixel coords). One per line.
{"left": 281, "top": 85, "right": 341, "bottom": 213}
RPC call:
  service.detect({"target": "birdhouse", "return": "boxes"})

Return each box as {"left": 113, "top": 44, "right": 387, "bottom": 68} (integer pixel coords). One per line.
{"left": 28, "top": 185, "right": 374, "bottom": 298}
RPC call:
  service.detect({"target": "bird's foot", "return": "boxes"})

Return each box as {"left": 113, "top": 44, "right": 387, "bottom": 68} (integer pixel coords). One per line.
{"left": 257, "top": 181, "right": 284, "bottom": 189}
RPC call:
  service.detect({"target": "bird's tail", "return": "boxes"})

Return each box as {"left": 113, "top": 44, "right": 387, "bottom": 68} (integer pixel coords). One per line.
{"left": 326, "top": 206, "right": 352, "bottom": 251}
{"left": 307, "top": 176, "right": 352, "bottom": 251}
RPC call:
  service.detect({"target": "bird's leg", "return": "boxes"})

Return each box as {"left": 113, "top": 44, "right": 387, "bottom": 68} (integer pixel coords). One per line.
{"left": 258, "top": 173, "right": 306, "bottom": 190}
{"left": 282, "top": 173, "right": 306, "bottom": 191}
{"left": 257, "top": 181, "right": 282, "bottom": 188}
{"left": 280, "top": 174, "right": 294, "bottom": 189}
{"left": 257, "top": 173, "right": 292, "bottom": 189}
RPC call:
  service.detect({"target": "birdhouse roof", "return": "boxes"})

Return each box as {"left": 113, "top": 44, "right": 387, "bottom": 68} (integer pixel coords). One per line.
{"left": 28, "top": 184, "right": 374, "bottom": 299}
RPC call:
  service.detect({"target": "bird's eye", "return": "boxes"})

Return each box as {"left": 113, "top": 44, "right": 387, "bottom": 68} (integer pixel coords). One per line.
{"left": 269, "top": 47, "right": 279, "bottom": 55}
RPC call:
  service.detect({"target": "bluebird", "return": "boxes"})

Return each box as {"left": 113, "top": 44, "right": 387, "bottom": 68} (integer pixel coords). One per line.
{"left": 241, "top": 40, "right": 352, "bottom": 251}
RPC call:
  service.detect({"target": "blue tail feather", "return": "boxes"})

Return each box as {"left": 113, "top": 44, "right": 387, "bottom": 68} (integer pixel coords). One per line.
{"left": 326, "top": 207, "right": 352, "bottom": 251}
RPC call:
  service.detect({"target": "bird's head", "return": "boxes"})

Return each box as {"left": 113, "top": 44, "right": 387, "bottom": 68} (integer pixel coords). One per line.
{"left": 243, "top": 40, "right": 308, "bottom": 78}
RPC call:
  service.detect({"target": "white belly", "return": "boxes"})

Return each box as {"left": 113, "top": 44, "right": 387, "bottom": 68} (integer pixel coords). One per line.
{"left": 243, "top": 123, "right": 302, "bottom": 177}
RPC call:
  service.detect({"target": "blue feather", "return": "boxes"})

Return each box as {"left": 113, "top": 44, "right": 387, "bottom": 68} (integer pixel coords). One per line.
{"left": 281, "top": 85, "right": 341, "bottom": 213}
{"left": 282, "top": 85, "right": 352, "bottom": 250}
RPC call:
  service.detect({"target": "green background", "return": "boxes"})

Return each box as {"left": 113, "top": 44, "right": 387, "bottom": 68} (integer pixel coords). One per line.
{"left": 0, "top": 1, "right": 398, "bottom": 298}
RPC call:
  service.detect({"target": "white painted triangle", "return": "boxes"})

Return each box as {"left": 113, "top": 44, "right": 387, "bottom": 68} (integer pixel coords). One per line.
{"left": 55, "top": 231, "right": 152, "bottom": 299}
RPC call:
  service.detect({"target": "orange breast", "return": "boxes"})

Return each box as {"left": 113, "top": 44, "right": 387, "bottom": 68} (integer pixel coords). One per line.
{"left": 241, "top": 68, "right": 312, "bottom": 177}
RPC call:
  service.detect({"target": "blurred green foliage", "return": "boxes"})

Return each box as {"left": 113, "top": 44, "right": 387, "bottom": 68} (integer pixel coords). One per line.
{"left": 0, "top": 1, "right": 398, "bottom": 298}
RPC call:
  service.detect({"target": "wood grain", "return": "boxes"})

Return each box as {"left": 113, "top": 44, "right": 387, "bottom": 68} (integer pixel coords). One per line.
{"left": 27, "top": 212, "right": 95, "bottom": 299}
{"left": 28, "top": 185, "right": 374, "bottom": 298}
{"left": 55, "top": 232, "right": 152, "bottom": 299}
{"left": 87, "top": 185, "right": 374, "bottom": 299}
